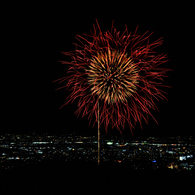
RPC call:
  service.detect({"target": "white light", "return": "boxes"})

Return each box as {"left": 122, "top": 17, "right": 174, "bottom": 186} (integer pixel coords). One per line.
{"left": 179, "top": 156, "right": 186, "bottom": 161}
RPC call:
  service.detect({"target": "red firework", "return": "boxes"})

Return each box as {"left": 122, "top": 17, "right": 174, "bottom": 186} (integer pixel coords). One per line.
{"left": 54, "top": 19, "right": 171, "bottom": 135}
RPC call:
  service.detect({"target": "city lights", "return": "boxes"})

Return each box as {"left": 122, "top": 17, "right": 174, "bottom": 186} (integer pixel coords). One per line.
{"left": 0, "top": 133, "right": 194, "bottom": 171}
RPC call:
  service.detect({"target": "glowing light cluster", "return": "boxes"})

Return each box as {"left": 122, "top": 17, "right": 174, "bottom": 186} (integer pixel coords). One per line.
{"left": 87, "top": 48, "right": 138, "bottom": 104}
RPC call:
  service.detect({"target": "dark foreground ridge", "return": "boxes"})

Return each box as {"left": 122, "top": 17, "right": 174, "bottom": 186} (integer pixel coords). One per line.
{"left": 1, "top": 160, "right": 194, "bottom": 194}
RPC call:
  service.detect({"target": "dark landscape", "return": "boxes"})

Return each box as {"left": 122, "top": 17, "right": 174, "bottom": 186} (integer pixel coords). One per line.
{"left": 1, "top": 160, "right": 194, "bottom": 194}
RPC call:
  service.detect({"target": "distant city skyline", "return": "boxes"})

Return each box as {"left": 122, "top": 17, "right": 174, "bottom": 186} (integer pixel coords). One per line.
{"left": 1, "top": 133, "right": 194, "bottom": 171}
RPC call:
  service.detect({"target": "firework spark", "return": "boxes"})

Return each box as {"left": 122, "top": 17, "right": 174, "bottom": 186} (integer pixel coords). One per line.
{"left": 53, "top": 19, "right": 171, "bottom": 135}
{"left": 88, "top": 48, "right": 139, "bottom": 105}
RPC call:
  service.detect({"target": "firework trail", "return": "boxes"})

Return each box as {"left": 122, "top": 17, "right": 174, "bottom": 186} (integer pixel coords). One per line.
{"left": 54, "top": 19, "right": 171, "bottom": 135}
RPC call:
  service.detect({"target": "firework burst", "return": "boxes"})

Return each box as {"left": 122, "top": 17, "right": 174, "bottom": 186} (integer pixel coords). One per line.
{"left": 88, "top": 48, "right": 139, "bottom": 104}
{"left": 54, "top": 19, "right": 171, "bottom": 135}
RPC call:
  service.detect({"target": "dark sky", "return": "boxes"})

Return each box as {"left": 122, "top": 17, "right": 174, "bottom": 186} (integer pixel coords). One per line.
{"left": 2, "top": 3, "right": 194, "bottom": 137}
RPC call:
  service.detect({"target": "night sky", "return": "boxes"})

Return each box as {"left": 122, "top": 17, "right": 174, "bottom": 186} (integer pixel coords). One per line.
{"left": 2, "top": 3, "right": 194, "bottom": 137}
